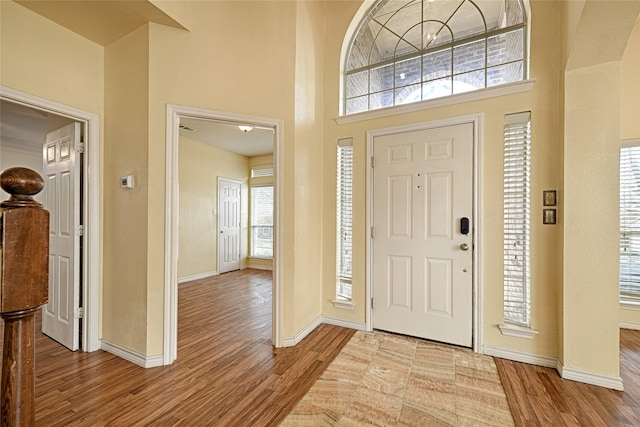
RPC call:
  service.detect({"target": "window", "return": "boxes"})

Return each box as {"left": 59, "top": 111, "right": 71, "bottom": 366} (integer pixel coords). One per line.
{"left": 620, "top": 142, "right": 640, "bottom": 303}
{"left": 503, "top": 111, "right": 531, "bottom": 326}
{"left": 251, "top": 164, "right": 274, "bottom": 178}
{"left": 250, "top": 185, "right": 273, "bottom": 258}
{"left": 344, "top": 0, "right": 528, "bottom": 115}
{"left": 337, "top": 139, "right": 353, "bottom": 300}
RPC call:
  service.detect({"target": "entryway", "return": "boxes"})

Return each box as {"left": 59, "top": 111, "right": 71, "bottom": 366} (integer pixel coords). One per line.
{"left": 0, "top": 87, "right": 101, "bottom": 352}
{"left": 165, "top": 105, "right": 284, "bottom": 364}
{"left": 368, "top": 116, "right": 481, "bottom": 349}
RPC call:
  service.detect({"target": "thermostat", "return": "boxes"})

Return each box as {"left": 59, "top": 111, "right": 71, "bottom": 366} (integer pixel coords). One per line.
{"left": 121, "top": 175, "right": 134, "bottom": 189}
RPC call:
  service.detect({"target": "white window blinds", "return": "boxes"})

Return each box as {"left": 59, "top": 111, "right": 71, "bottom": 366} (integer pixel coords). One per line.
{"left": 250, "top": 185, "right": 273, "bottom": 258}
{"left": 251, "top": 164, "right": 274, "bottom": 178}
{"left": 620, "top": 142, "right": 640, "bottom": 300}
{"left": 337, "top": 138, "right": 353, "bottom": 300}
{"left": 503, "top": 111, "right": 531, "bottom": 326}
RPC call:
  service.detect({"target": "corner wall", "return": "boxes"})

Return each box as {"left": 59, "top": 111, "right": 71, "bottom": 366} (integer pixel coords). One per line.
{"left": 103, "top": 24, "right": 151, "bottom": 355}
{"left": 178, "top": 137, "right": 250, "bottom": 281}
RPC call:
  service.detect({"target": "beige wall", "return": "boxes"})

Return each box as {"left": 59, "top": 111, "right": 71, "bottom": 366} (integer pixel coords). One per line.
{"left": 621, "top": 17, "right": 640, "bottom": 142}
{"left": 0, "top": 2, "right": 104, "bottom": 114}
{"left": 178, "top": 136, "right": 250, "bottom": 280}
{"left": 103, "top": 24, "right": 151, "bottom": 354}
{"left": 562, "top": 0, "right": 640, "bottom": 378}
{"left": 291, "top": 0, "right": 325, "bottom": 334}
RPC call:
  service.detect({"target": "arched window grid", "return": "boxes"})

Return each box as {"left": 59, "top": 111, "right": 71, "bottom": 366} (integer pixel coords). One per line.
{"left": 344, "top": 0, "right": 528, "bottom": 115}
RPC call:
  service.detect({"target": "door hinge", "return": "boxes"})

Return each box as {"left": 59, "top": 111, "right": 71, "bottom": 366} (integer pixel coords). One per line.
{"left": 371, "top": 297, "right": 374, "bottom": 309}
{"left": 76, "top": 142, "right": 85, "bottom": 154}
{"left": 76, "top": 225, "right": 84, "bottom": 236}
{"left": 370, "top": 227, "right": 374, "bottom": 239}
{"left": 371, "top": 156, "right": 375, "bottom": 168}
{"left": 74, "top": 307, "right": 83, "bottom": 319}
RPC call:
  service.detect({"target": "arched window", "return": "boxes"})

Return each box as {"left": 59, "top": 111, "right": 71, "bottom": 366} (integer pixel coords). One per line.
{"left": 343, "top": 0, "right": 528, "bottom": 115}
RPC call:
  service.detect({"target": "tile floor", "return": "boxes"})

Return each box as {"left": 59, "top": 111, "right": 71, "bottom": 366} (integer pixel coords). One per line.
{"left": 280, "top": 330, "right": 514, "bottom": 426}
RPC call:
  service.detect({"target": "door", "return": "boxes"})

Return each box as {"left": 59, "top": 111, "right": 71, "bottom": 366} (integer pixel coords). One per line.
{"left": 218, "top": 177, "right": 241, "bottom": 273}
{"left": 372, "top": 123, "right": 473, "bottom": 347}
{"left": 42, "top": 122, "right": 82, "bottom": 351}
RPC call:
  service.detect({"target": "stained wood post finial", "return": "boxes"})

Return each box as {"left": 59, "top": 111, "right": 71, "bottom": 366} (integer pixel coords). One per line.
{"left": 1, "top": 167, "right": 45, "bottom": 209}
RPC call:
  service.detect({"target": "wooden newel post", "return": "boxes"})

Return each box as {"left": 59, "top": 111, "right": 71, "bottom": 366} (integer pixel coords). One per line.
{"left": 0, "top": 167, "right": 49, "bottom": 427}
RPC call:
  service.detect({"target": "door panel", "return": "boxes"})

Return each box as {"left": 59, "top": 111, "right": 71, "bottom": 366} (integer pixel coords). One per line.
{"left": 372, "top": 123, "right": 473, "bottom": 347}
{"left": 218, "top": 178, "right": 241, "bottom": 273}
{"left": 42, "top": 122, "right": 81, "bottom": 351}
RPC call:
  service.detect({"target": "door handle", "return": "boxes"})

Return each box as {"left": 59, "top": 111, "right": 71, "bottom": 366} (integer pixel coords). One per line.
{"left": 460, "top": 243, "right": 469, "bottom": 251}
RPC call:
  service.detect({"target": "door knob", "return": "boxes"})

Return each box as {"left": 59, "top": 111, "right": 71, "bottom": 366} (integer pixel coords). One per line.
{"left": 460, "top": 243, "right": 469, "bottom": 251}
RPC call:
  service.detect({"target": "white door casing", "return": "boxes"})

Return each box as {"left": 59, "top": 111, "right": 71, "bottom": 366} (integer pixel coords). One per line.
{"left": 218, "top": 177, "right": 241, "bottom": 274}
{"left": 42, "top": 122, "right": 81, "bottom": 351}
{"left": 372, "top": 122, "right": 474, "bottom": 347}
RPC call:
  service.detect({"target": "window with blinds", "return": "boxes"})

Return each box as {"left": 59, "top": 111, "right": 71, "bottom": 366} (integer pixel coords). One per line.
{"left": 250, "top": 185, "right": 273, "bottom": 258}
{"left": 337, "top": 138, "right": 353, "bottom": 300}
{"left": 620, "top": 142, "right": 640, "bottom": 302}
{"left": 503, "top": 111, "right": 531, "bottom": 326}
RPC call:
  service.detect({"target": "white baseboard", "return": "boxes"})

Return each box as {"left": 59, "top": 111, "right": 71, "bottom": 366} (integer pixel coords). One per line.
{"left": 178, "top": 271, "right": 218, "bottom": 284}
{"left": 483, "top": 345, "right": 558, "bottom": 368}
{"left": 246, "top": 263, "right": 273, "bottom": 271}
{"left": 483, "top": 345, "right": 624, "bottom": 391}
{"left": 620, "top": 321, "right": 640, "bottom": 330}
{"left": 322, "top": 316, "right": 367, "bottom": 331}
{"left": 560, "top": 366, "right": 624, "bottom": 391}
{"left": 282, "top": 316, "right": 322, "bottom": 347}
{"left": 100, "top": 340, "right": 164, "bottom": 368}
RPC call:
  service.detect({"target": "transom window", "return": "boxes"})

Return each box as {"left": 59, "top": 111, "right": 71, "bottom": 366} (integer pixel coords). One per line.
{"left": 344, "top": 0, "right": 528, "bottom": 115}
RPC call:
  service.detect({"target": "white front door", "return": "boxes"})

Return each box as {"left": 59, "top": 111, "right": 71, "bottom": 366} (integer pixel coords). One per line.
{"left": 372, "top": 123, "right": 474, "bottom": 347}
{"left": 42, "top": 122, "right": 81, "bottom": 351}
{"left": 218, "top": 177, "right": 241, "bottom": 274}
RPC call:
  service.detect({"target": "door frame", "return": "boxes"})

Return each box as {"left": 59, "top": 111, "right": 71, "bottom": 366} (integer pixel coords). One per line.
{"left": 217, "top": 176, "right": 242, "bottom": 274}
{"left": 0, "top": 85, "right": 101, "bottom": 352}
{"left": 165, "top": 104, "right": 284, "bottom": 365}
{"left": 366, "top": 113, "right": 483, "bottom": 353}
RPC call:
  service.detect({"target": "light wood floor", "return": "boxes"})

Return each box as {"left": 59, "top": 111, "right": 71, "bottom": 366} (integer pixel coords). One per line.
{"left": 2, "top": 270, "right": 640, "bottom": 426}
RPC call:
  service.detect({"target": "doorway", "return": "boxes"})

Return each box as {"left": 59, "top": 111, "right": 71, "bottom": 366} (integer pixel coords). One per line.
{"left": 0, "top": 87, "right": 101, "bottom": 352}
{"left": 165, "top": 105, "right": 284, "bottom": 365}
{"left": 366, "top": 115, "right": 482, "bottom": 351}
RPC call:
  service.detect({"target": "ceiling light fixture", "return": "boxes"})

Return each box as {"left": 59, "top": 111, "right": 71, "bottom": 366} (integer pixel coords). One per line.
{"left": 238, "top": 125, "right": 254, "bottom": 133}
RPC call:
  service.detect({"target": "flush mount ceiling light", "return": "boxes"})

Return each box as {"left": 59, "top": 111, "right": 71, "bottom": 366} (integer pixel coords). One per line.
{"left": 238, "top": 125, "right": 254, "bottom": 133}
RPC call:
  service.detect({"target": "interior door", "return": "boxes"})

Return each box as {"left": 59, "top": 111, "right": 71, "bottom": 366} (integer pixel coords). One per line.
{"left": 42, "top": 122, "right": 81, "bottom": 351}
{"left": 372, "top": 123, "right": 474, "bottom": 347}
{"left": 218, "top": 177, "right": 241, "bottom": 274}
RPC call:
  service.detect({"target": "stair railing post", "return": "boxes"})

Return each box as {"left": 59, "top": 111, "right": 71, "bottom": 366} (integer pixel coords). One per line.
{"left": 0, "top": 167, "right": 49, "bottom": 427}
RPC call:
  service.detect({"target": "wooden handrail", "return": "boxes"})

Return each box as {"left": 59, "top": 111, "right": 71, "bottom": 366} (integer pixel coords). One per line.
{"left": 0, "top": 167, "right": 49, "bottom": 427}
